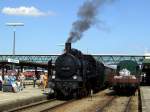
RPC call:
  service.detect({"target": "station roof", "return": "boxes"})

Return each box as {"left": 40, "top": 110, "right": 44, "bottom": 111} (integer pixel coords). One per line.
{"left": 0, "top": 61, "right": 48, "bottom": 68}
{"left": 0, "top": 54, "right": 146, "bottom": 65}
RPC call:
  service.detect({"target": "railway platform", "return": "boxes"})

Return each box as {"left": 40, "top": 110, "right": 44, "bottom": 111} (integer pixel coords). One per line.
{"left": 140, "top": 86, "right": 150, "bottom": 112}
{"left": 0, "top": 85, "right": 49, "bottom": 111}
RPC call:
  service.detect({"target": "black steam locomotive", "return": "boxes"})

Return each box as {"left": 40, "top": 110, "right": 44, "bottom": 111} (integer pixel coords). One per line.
{"left": 49, "top": 43, "right": 114, "bottom": 98}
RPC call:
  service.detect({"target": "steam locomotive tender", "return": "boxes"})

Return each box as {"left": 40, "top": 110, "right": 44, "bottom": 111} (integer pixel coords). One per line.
{"left": 49, "top": 43, "right": 112, "bottom": 98}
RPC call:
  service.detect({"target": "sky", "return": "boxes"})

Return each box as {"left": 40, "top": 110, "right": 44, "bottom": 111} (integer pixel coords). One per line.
{"left": 0, "top": 0, "right": 150, "bottom": 55}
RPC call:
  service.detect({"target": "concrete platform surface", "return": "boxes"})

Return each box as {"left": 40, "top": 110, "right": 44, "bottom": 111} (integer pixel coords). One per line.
{"left": 141, "top": 86, "right": 150, "bottom": 112}
{"left": 0, "top": 86, "right": 48, "bottom": 111}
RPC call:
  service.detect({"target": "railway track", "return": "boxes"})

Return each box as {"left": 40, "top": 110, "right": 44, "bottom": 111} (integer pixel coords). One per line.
{"left": 95, "top": 93, "right": 137, "bottom": 112}
{"left": 40, "top": 99, "right": 75, "bottom": 112}
{"left": 6, "top": 98, "right": 67, "bottom": 112}
{"left": 95, "top": 96, "right": 117, "bottom": 112}
{"left": 5, "top": 89, "right": 108, "bottom": 112}
{"left": 6, "top": 98, "right": 76, "bottom": 112}
{"left": 5, "top": 89, "right": 140, "bottom": 112}
{"left": 124, "top": 96, "right": 132, "bottom": 112}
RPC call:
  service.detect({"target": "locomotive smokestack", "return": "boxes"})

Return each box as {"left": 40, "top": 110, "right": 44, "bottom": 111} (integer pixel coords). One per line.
{"left": 65, "top": 43, "right": 71, "bottom": 53}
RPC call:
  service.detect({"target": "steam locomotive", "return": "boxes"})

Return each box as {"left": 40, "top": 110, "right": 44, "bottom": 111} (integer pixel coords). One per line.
{"left": 48, "top": 43, "right": 115, "bottom": 98}
{"left": 111, "top": 60, "right": 141, "bottom": 93}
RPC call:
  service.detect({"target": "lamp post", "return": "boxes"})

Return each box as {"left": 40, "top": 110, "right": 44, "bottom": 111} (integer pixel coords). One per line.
{"left": 6, "top": 22, "right": 24, "bottom": 55}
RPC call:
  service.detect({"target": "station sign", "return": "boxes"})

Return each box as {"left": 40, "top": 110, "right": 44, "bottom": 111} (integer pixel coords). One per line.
{"left": 8, "top": 58, "right": 19, "bottom": 64}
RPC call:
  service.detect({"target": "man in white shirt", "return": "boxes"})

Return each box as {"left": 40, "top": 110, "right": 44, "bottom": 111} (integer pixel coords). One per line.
{"left": 0, "top": 74, "right": 2, "bottom": 82}
{"left": 0, "top": 73, "right": 3, "bottom": 91}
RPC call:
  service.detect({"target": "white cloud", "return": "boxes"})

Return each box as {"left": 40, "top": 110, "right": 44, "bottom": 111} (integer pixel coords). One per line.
{"left": 1, "top": 6, "right": 55, "bottom": 16}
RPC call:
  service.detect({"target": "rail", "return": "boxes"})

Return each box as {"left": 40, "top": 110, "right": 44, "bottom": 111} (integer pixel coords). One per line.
{"left": 95, "top": 93, "right": 139, "bottom": 112}
{"left": 138, "top": 88, "right": 142, "bottom": 112}
{"left": 7, "top": 99, "right": 56, "bottom": 112}
{"left": 40, "top": 99, "right": 75, "bottom": 112}
{"left": 96, "top": 96, "right": 116, "bottom": 112}
{"left": 124, "top": 96, "right": 132, "bottom": 112}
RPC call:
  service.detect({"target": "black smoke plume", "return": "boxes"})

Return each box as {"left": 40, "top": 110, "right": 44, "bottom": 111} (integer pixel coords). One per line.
{"left": 67, "top": 0, "right": 113, "bottom": 43}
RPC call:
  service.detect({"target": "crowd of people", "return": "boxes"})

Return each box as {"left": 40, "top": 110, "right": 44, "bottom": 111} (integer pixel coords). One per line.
{"left": 0, "top": 72, "right": 26, "bottom": 92}
{"left": 0, "top": 71, "right": 48, "bottom": 93}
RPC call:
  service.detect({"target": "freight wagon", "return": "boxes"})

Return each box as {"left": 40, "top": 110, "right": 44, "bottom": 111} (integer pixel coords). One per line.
{"left": 111, "top": 60, "right": 140, "bottom": 94}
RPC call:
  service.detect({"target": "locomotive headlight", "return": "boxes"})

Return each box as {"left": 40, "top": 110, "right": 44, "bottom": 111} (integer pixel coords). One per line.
{"left": 73, "top": 75, "right": 77, "bottom": 80}
{"left": 52, "top": 75, "right": 56, "bottom": 79}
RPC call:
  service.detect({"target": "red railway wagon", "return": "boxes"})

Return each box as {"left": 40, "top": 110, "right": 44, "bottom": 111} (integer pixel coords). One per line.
{"left": 111, "top": 60, "right": 141, "bottom": 93}
{"left": 112, "top": 75, "right": 139, "bottom": 87}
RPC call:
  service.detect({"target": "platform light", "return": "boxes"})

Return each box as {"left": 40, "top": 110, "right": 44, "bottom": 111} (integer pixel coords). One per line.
{"left": 6, "top": 22, "right": 24, "bottom": 55}
{"left": 6, "top": 22, "right": 24, "bottom": 26}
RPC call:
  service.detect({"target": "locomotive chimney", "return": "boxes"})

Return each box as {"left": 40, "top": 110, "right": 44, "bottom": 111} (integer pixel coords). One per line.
{"left": 65, "top": 42, "right": 71, "bottom": 53}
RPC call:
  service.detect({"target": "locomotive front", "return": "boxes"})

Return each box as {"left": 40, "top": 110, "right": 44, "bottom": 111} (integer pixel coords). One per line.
{"left": 50, "top": 43, "right": 83, "bottom": 98}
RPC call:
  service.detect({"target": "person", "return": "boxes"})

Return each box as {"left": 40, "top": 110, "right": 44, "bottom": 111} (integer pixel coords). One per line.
{"left": 11, "top": 73, "right": 18, "bottom": 92}
{"left": 39, "top": 73, "right": 44, "bottom": 89}
{"left": 43, "top": 73, "right": 48, "bottom": 92}
{"left": 4, "top": 73, "right": 9, "bottom": 82}
{"left": 18, "top": 73, "right": 22, "bottom": 90}
{"left": 0, "top": 73, "right": 3, "bottom": 91}
{"left": 16, "top": 79, "right": 21, "bottom": 92}
{"left": 20, "top": 73, "right": 26, "bottom": 88}
{"left": 33, "top": 75, "right": 37, "bottom": 88}
{"left": 90, "top": 89, "right": 93, "bottom": 101}
{"left": 0, "top": 73, "right": 2, "bottom": 81}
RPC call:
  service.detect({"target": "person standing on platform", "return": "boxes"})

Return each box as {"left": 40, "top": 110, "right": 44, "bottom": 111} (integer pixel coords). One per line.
{"left": 0, "top": 73, "right": 3, "bottom": 91}
{"left": 33, "top": 75, "right": 37, "bottom": 88}
{"left": 40, "top": 73, "right": 44, "bottom": 89}
{"left": 43, "top": 73, "right": 48, "bottom": 92}
{"left": 20, "top": 73, "right": 26, "bottom": 88}
{"left": 4, "top": 73, "right": 9, "bottom": 82}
